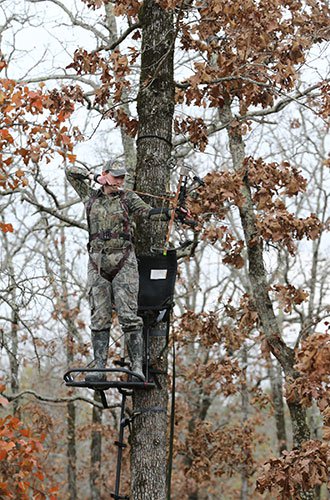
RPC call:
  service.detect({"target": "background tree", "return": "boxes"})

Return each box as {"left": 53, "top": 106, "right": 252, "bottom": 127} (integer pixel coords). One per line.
{"left": 0, "top": 0, "right": 329, "bottom": 498}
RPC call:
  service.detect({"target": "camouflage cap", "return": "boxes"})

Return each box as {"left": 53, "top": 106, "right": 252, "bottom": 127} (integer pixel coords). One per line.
{"left": 104, "top": 159, "right": 128, "bottom": 177}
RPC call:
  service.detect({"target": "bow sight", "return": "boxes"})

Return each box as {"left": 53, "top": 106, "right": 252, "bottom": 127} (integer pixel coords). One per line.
{"left": 163, "top": 163, "right": 205, "bottom": 254}
{"left": 175, "top": 164, "right": 204, "bottom": 228}
{"left": 178, "top": 165, "right": 204, "bottom": 213}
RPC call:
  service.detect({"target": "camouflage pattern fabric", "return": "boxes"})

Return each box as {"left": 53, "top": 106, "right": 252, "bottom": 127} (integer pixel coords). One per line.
{"left": 65, "top": 165, "right": 167, "bottom": 367}
{"left": 87, "top": 251, "right": 143, "bottom": 334}
{"left": 65, "top": 164, "right": 166, "bottom": 254}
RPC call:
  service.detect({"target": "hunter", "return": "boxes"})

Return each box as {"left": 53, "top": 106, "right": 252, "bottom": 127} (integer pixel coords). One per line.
{"left": 66, "top": 159, "right": 185, "bottom": 382}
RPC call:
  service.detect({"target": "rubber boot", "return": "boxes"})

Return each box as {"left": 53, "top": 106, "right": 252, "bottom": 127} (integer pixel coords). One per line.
{"left": 126, "top": 331, "right": 145, "bottom": 381}
{"left": 85, "top": 329, "right": 109, "bottom": 382}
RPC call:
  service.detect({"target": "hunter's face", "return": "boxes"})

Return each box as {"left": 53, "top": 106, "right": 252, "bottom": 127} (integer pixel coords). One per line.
{"left": 102, "top": 172, "right": 126, "bottom": 187}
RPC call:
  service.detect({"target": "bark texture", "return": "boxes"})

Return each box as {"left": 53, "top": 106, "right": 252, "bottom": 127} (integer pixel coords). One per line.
{"left": 131, "top": 0, "right": 175, "bottom": 498}
{"left": 240, "top": 344, "right": 249, "bottom": 500}
{"left": 267, "top": 357, "right": 287, "bottom": 454}
{"left": 1, "top": 232, "right": 20, "bottom": 416}
{"left": 67, "top": 400, "right": 77, "bottom": 500}
{"left": 105, "top": 3, "right": 137, "bottom": 187}
{"left": 90, "top": 391, "right": 103, "bottom": 500}
{"left": 219, "top": 102, "right": 311, "bottom": 449}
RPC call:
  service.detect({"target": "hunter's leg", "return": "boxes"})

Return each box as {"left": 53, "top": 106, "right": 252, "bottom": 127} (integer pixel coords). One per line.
{"left": 112, "top": 252, "right": 145, "bottom": 380}
{"left": 86, "top": 256, "right": 112, "bottom": 381}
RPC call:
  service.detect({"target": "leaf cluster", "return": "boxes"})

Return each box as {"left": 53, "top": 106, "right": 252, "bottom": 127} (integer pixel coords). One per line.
{"left": 0, "top": 413, "right": 58, "bottom": 499}
{"left": 176, "top": 294, "right": 258, "bottom": 351}
{"left": 177, "top": 418, "right": 262, "bottom": 482}
{"left": 176, "top": 0, "right": 330, "bottom": 113}
{"left": 271, "top": 284, "right": 308, "bottom": 313}
{"left": 0, "top": 76, "right": 80, "bottom": 193}
{"left": 192, "top": 157, "right": 323, "bottom": 257}
{"left": 256, "top": 439, "right": 330, "bottom": 498}
{"left": 286, "top": 333, "right": 330, "bottom": 422}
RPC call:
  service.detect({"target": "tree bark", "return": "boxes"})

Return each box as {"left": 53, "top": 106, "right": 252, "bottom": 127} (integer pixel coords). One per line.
{"left": 104, "top": 3, "right": 137, "bottom": 187}
{"left": 1, "top": 230, "right": 20, "bottom": 416}
{"left": 240, "top": 344, "right": 249, "bottom": 500}
{"left": 9, "top": 307, "right": 20, "bottom": 417}
{"left": 90, "top": 391, "right": 103, "bottom": 500}
{"left": 267, "top": 356, "right": 288, "bottom": 454}
{"left": 67, "top": 399, "right": 77, "bottom": 500}
{"left": 55, "top": 219, "right": 79, "bottom": 500}
{"left": 131, "top": 0, "right": 175, "bottom": 498}
{"left": 219, "top": 102, "right": 311, "bottom": 449}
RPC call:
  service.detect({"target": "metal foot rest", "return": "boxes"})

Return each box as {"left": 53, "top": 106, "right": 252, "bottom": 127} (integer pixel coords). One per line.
{"left": 63, "top": 367, "right": 156, "bottom": 391}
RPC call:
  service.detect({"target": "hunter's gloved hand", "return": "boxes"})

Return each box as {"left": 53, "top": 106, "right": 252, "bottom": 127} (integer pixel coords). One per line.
{"left": 175, "top": 206, "right": 198, "bottom": 228}
{"left": 175, "top": 206, "right": 192, "bottom": 220}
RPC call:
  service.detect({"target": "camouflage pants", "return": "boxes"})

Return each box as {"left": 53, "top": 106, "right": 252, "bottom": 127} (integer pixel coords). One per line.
{"left": 87, "top": 250, "right": 143, "bottom": 334}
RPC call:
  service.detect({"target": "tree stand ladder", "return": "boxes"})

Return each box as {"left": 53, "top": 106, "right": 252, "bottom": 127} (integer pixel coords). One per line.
{"left": 63, "top": 250, "right": 177, "bottom": 499}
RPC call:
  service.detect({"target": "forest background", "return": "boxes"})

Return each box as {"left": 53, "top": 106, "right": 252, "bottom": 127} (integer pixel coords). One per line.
{"left": 0, "top": 0, "right": 329, "bottom": 499}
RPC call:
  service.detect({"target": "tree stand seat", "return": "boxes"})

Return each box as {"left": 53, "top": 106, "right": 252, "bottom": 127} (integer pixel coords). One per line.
{"left": 63, "top": 251, "right": 178, "bottom": 499}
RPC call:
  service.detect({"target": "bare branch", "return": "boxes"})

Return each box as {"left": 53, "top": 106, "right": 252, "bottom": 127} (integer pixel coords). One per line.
{"left": 3, "top": 388, "right": 120, "bottom": 409}
{"left": 91, "top": 22, "right": 142, "bottom": 54}
{"left": 174, "top": 81, "right": 329, "bottom": 148}
{"left": 21, "top": 193, "right": 88, "bottom": 231}
{"left": 27, "top": 0, "right": 109, "bottom": 43}
{"left": 21, "top": 73, "right": 99, "bottom": 90}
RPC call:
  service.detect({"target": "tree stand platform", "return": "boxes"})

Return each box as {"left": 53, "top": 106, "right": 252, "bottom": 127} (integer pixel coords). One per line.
{"left": 63, "top": 250, "right": 177, "bottom": 500}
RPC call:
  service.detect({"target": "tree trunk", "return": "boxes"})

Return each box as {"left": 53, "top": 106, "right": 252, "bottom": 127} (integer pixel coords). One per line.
{"left": 131, "top": 0, "right": 175, "bottom": 498}
{"left": 267, "top": 356, "right": 288, "bottom": 454}
{"left": 67, "top": 399, "right": 77, "bottom": 500}
{"left": 1, "top": 231, "right": 20, "bottom": 416}
{"left": 65, "top": 322, "right": 77, "bottom": 500}
{"left": 54, "top": 222, "right": 79, "bottom": 500}
{"left": 90, "top": 391, "right": 103, "bottom": 500}
{"left": 9, "top": 308, "right": 20, "bottom": 417}
{"left": 219, "top": 102, "right": 311, "bottom": 449}
{"left": 240, "top": 344, "right": 249, "bottom": 500}
{"left": 104, "top": 3, "right": 137, "bottom": 186}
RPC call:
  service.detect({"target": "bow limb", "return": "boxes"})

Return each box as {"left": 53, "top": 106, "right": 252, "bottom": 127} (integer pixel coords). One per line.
{"left": 163, "top": 171, "right": 184, "bottom": 255}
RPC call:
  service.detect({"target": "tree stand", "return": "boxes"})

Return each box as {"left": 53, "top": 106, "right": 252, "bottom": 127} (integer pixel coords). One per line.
{"left": 63, "top": 250, "right": 177, "bottom": 499}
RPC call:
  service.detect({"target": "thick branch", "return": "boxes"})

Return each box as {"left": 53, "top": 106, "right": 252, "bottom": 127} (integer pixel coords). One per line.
{"left": 4, "top": 389, "right": 118, "bottom": 409}
{"left": 91, "top": 22, "right": 141, "bottom": 54}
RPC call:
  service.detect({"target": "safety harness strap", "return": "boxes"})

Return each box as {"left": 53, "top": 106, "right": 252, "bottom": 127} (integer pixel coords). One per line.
{"left": 86, "top": 190, "right": 132, "bottom": 282}
{"left": 89, "top": 245, "right": 131, "bottom": 283}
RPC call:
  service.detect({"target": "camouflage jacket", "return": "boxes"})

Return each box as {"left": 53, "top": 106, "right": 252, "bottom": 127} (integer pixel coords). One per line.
{"left": 66, "top": 165, "right": 167, "bottom": 252}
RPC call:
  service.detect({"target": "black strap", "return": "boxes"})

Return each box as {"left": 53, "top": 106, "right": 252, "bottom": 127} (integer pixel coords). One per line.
{"left": 167, "top": 341, "right": 176, "bottom": 500}
{"left": 137, "top": 134, "right": 172, "bottom": 147}
{"left": 148, "top": 207, "right": 171, "bottom": 219}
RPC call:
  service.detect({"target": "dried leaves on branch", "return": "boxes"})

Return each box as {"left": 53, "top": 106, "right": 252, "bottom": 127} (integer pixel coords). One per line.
{"left": 256, "top": 440, "right": 330, "bottom": 498}
{"left": 191, "top": 157, "right": 323, "bottom": 262}
{"left": 0, "top": 0, "right": 329, "bottom": 497}
{"left": 0, "top": 412, "right": 58, "bottom": 499}
{"left": 0, "top": 60, "right": 82, "bottom": 232}
{"left": 256, "top": 334, "right": 330, "bottom": 497}
{"left": 176, "top": 0, "right": 330, "bottom": 111}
